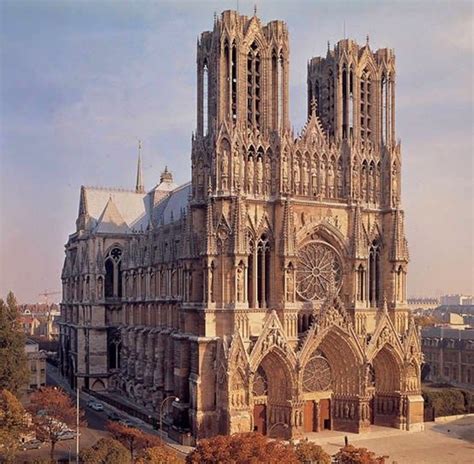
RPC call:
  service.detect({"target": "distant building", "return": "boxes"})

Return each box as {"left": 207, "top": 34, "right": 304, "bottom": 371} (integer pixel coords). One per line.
{"left": 440, "top": 295, "right": 473, "bottom": 306}
{"left": 422, "top": 327, "right": 474, "bottom": 386}
{"left": 407, "top": 297, "right": 439, "bottom": 312}
{"left": 19, "top": 304, "right": 60, "bottom": 340}
{"left": 25, "top": 339, "right": 46, "bottom": 391}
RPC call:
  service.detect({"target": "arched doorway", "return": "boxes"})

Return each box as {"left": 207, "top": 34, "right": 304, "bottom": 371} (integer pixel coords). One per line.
{"left": 301, "top": 327, "right": 362, "bottom": 433}
{"left": 371, "top": 345, "right": 402, "bottom": 428}
{"left": 252, "top": 350, "right": 293, "bottom": 438}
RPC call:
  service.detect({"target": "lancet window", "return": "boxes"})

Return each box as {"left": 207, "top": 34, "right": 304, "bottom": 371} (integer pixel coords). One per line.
{"left": 247, "top": 42, "right": 261, "bottom": 130}
{"left": 357, "top": 264, "right": 366, "bottom": 302}
{"left": 104, "top": 247, "right": 122, "bottom": 299}
{"left": 203, "top": 61, "right": 209, "bottom": 136}
{"left": 360, "top": 68, "right": 372, "bottom": 142}
{"left": 342, "top": 65, "right": 354, "bottom": 139}
{"left": 368, "top": 240, "right": 381, "bottom": 307}
{"left": 247, "top": 233, "right": 271, "bottom": 308}
{"left": 272, "top": 50, "right": 284, "bottom": 129}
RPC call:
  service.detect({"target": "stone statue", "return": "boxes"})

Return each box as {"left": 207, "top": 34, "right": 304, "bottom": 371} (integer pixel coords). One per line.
{"left": 327, "top": 163, "right": 335, "bottom": 198}
{"left": 352, "top": 164, "right": 359, "bottom": 199}
{"left": 233, "top": 152, "right": 241, "bottom": 189}
{"left": 293, "top": 162, "right": 300, "bottom": 193}
{"left": 286, "top": 269, "right": 294, "bottom": 302}
{"left": 392, "top": 165, "right": 399, "bottom": 206}
{"left": 247, "top": 156, "right": 254, "bottom": 193}
{"left": 221, "top": 149, "right": 229, "bottom": 190}
{"left": 302, "top": 161, "right": 309, "bottom": 194}
{"left": 282, "top": 156, "right": 289, "bottom": 192}
{"left": 256, "top": 157, "right": 263, "bottom": 194}
{"left": 236, "top": 266, "right": 244, "bottom": 302}
{"left": 337, "top": 163, "right": 343, "bottom": 197}
{"left": 320, "top": 161, "right": 326, "bottom": 195}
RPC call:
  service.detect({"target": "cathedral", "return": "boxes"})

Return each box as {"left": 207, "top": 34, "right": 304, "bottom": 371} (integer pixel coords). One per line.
{"left": 59, "top": 10, "right": 424, "bottom": 443}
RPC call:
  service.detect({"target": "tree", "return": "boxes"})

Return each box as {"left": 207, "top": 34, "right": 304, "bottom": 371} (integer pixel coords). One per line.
{"left": 0, "top": 389, "right": 29, "bottom": 463}
{"left": 186, "top": 432, "right": 299, "bottom": 464}
{"left": 107, "top": 421, "right": 161, "bottom": 461}
{"left": 0, "top": 292, "right": 29, "bottom": 395}
{"left": 28, "top": 386, "right": 85, "bottom": 461}
{"left": 80, "top": 437, "right": 129, "bottom": 464}
{"left": 136, "top": 445, "right": 181, "bottom": 464}
{"left": 334, "top": 445, "right": 388, "bottom": 464}
{"left": 292, "top": 439, "right": 331, "bottom": 464}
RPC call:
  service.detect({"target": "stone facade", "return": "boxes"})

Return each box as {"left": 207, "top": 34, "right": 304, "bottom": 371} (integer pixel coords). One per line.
{"left": 59, "top": 10, "right": 423, "bottom": 441}
{"left": 422, "top": 327, "right": 474, "bottom": 386}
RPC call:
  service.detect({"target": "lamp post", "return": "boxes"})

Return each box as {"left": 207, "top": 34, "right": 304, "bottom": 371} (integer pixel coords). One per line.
{"left": 159, "top": 396, "right": 179, "bottom": 443}
{"left": 268, "top": 421, "right": 289, "bottom": 438}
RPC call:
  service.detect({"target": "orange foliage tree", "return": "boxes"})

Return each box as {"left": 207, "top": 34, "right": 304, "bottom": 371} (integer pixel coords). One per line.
{"left": 292, "top": 438, "right": 331, "bottom": 464}
{"left": 106, "top": 421, "right": 161, "bottom": 461}
{"left": 28, "top": 386, "right": 85, "bottom": 461}
{"left": 334, "top": 445, "right": 388, "bottom": 464}
{"left": 135, "top": 445, "right": 182, "bottom": 464}
{"left": 186, "top": 432, "right": 298, "bottom": 464}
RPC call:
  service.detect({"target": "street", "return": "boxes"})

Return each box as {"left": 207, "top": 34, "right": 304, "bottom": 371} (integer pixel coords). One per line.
{"left": 16, "top": 363, "right": 188, "bottom": 462}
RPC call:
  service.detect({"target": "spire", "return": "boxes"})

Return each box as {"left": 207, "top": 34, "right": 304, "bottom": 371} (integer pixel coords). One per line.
{"left": 282, "top": 198, "right": 295, "bottom": 255}
{"left": 352, "top": 204, "right": 367, "bottom": 259}
{"left": 391, "top": 209, "right": 409, "bottom": 262}
{"left": 310, "top": 96, "right": 317, "bottom": 118}
{"left": 135, "top": 140, "right": 145, "bottom": 194}
{"left": 206, "top": 193, "right": 216, "bottom": 255}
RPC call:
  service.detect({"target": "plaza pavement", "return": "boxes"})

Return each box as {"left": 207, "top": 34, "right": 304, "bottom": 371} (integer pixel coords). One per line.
{"left": 305, "top": 415, "right": 474, "bottom": 464}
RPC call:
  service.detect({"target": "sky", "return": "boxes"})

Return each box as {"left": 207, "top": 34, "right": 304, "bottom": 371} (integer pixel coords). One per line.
{"left": 0, "top": 0, "right": 472, "bottom": 303}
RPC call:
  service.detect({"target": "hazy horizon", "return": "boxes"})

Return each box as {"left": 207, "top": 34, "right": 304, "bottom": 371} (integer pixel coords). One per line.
{"left": 1, "top": 0, "right": 473, "bottom": 303}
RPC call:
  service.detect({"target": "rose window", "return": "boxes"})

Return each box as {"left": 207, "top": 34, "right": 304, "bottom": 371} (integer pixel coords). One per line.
{"left": 252, "top": 367, "right": 268, "bottom": 396}
{"left": 296, "top": 241, "right": 342, "bottom": 301}
{"left": 302, "top": 355, "right": 332, "bottom": 392}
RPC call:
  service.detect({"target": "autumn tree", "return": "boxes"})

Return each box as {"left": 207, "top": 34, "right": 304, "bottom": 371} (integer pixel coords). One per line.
{"left": 80, "top": 437, "right": 130, "bottom": 464}
{"left": 186, "top": 432, "right": 298, "bottom": 464}
{"left": 0, "top": 292, "right": 29, "bottom": 395}
{"left": 334, "top": 445, "right": 388, "bottom": 464}
{"left": 292, "top": 439, "right": 331, "bottom": 464}
{"left": 136, "top": 445, "right": 182, "bottom": 464}
{"left": 28, "top": 386, "right": 85, "bottom": 461}
{"left": 107, "top": 421, "right": 161, "bottom": 461}
{"left": 0, "top": 389, "right": 29, "bottom": 463}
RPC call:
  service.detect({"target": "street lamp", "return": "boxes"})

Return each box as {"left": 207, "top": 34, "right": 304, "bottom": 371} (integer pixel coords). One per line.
{"left": 159, "top": 396, "right": 179, "bottom": 443}
{"left": 268, "top": 421, "right": 289, "bottom": 438}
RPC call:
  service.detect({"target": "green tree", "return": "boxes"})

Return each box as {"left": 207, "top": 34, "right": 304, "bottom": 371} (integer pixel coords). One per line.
{"left": 293, "top": 439, "right": 331, "bottom": 464}
{"left": 28, "top": 386, "right": 85, "bottom": 461}
{"left": 80, "top": 437, "right": 130, "bottom": 464}
{"left": 186, "top": 432, "right": 299, "bottom": 464}
{"left": 0, "top": 292, "right": 29, "bottom": 395}
{"left": 0, "top": 389, "right": 29, "bottom": 463}
{"left": 334, "top": 445, "right": 387, "bottom": 464}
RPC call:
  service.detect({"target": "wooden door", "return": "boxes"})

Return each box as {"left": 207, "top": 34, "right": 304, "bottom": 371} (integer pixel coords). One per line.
{"left": 253, "top": 404, "right": 267, "bottom": 435}
{"left": 303, "top": 401, "right": 315, "bottom": 432}
{"left": 319, "top": 399, "right": 331, "bottom": 430}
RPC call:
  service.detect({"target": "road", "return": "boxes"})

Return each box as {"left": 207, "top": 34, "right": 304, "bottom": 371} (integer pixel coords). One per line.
{"left": 16, "top": 363, "right": 188, "bottom": 462}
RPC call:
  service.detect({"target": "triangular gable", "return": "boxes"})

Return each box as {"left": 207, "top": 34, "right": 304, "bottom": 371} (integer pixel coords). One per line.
{"left": 367, "top": 309, "right": 404, "bottom": 362}
{"left": 249, "top": 310, "right": 297, "bottom": 370}
{"left": 95, "top": 197, "right": 131, "bottom": 234}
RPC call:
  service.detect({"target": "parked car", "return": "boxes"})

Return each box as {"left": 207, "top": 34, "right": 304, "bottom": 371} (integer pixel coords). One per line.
{"left": 58, "top": 430, "right": 78, "bottom": 441}
{"left": 119, "top": 419, "right": 135, "bottom": 428}
{"left": 107, "top": 411, "right": 121, "bottom": 421}
{"left": 21, "top": 439, "right": 43, "bottom": 450}
{"left": 88, "top": 402, "right": 104, "bottom": 411}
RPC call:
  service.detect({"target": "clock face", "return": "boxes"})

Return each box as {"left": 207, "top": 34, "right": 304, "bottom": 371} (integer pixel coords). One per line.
{"left": 302, "top": 355, "right": 332, "bottom": 392}
{"left": 296, "top": 241, "right": 342, "bottom": 301}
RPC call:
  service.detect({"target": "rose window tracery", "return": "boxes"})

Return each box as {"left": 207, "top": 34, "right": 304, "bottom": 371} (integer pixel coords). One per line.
{"left": 303, "top": 355, "right": 332, "bottom": 392}
{"left": 296, "top": 241, "right": 342, "bottom": 301}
